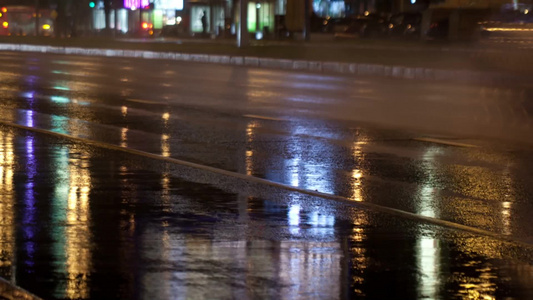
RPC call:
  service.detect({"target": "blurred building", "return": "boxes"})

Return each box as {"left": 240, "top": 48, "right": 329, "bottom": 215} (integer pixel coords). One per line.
{"left": 18, "top": 0, "right": 526, "bottom": 39}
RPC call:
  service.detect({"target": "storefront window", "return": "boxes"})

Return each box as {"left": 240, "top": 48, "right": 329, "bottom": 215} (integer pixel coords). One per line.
{"left": 313, "top": 0, "right": 345, "bottom": 18}
{"left": 248, "top": 2, "right": 274, "bottom": 32}
{"left": 163, "top": 10, "right": 176, "bottom": 25}
{"left": 190, "top": 6, "right": 210, "bottom": 32}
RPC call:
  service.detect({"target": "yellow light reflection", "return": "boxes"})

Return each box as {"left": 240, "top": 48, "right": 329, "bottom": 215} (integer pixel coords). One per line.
{"left": 350, "top": 138, "right": 367, "bottom": 202}
{"left": 446, "top": 155, "right": 515, "bottom": 234}
{"left": 349, "top": 211, "right": 369, "bottom": 297}
{"left": 0, "top": 132, "right": 14, "bottom": 277}
{"left": 161, "top": 172, "right": 171, "bottom": 213}
{"left": 65, "top": 151, "right": 92, "bottom": 299}
{"left": 454, "top": 259, "right": 497, "bottom": 300}
{"left": 245, "top": 76, "right": 279, "bottom": 104}
{"left": 502, "top": 201, "right": 511, "bottom": 236}
{"left": 351, "top": 170, "right": 363, "bottom": 202}
{"left": 161, "top": 134, "right": 170, "bottom": 157}
{"left": 245, "top": 121, "right": 259, "bottom": 176}
{"left": 162, "top": 112, "right": 170, "bottom": 121}
{"left": 484, "top": 27, "right": 533, "bottom": 32}
{"left": 121, "top": 106, "right": 128, "bottom": 117}
{"left": 121, "top": 128, "right": 128, "bottom": 148}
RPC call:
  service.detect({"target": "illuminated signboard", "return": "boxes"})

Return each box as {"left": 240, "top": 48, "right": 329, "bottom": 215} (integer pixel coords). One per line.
{"left": 154, "top": 0, "right": 183, "bottom": 10}
{"left": 124, "top": 0, "right": 149, "bottom": 9}
{"left": 124, "top": 0, "right": 183, "bottom": 9}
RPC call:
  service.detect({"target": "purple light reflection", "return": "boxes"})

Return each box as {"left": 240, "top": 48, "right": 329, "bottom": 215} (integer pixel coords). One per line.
{"left": 25, "top": 110, "right": 34, "bottom": 127}
{"left": 24, "top": 75, "right": 38, "bottom": 85}
{"left": 23, "top": 135, "right": 36, "bottom": 267}
{"left": 21, "top": 91, "right": 35, "bottom": 99}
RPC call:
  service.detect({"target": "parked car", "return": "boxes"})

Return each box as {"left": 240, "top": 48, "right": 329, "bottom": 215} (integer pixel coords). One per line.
{"left": 310, "top": 12, "right": 332, "bottom": 33}
{"left": 334, "top": 13, "right": 388, "bottom": 39}
{"left": 389, "top": 12, "right": 449, "bottom": 40}
{"left": 388, "top": 12, "right": 422, "bottom": 38}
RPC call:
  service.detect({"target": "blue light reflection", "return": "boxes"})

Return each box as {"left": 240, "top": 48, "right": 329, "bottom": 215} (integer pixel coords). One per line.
{"left": 23, "top": 135, "right": 36, "bottom": 267}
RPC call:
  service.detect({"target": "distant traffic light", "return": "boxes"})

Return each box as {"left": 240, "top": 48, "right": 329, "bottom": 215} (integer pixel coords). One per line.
{"left": 89, "top": 2, "right": 95, "bottom": 8}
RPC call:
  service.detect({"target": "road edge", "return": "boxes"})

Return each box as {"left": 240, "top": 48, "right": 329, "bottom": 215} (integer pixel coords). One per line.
{"left": 0, "top": 43, "right": 527, "bottom": 85}
{"left": 0, "top": 277, "right": 42, "bottom": 300}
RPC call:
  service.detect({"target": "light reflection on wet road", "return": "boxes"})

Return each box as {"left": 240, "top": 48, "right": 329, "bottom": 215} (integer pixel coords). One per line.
{"left": 0, "top": 52, "right": 533, "bottom": 299}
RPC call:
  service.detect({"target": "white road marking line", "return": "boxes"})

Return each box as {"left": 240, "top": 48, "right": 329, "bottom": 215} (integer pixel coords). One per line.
{"left": 127, "top": 98, "right": 168, "bottom": 105}
{"left": 243, "top": 114, "right": 286, "bottom": 121}
{"left": 413, "top": 137, "right": 478, "bottom": 148}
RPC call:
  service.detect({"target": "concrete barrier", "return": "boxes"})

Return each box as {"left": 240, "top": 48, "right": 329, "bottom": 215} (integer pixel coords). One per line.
{"left": 230, "top": 56, "right": 244, "bottom": 65}
{"left": 244, "top": 57, "right": 259, "bottom": 67}
{"left": 0, "top": 43, "right": 528, "bottom": 85}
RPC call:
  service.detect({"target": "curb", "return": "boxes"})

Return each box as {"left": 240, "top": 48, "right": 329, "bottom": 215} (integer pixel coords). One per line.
{"left": 0, "top": 43, "right": 527, "bottom": 85}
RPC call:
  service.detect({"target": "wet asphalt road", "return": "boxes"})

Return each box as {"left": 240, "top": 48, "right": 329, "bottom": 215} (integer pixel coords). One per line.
{"left": 1, "top": 51, "right": 533, "bottom": 299}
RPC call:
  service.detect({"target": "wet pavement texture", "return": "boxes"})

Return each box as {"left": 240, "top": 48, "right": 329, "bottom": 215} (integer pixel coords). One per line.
{"left": 0, "top": 52, "right": 533, "bottom": 299}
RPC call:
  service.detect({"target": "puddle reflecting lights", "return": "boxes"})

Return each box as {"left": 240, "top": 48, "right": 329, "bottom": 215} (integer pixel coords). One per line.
{"left": 161, "top": 134, "right": 170, "bottom": 157}
{"left": 351, "top": 170, "right": 363, "bottom": 202}
{"left": 24, "top": 136, "right": 36, "bottom": 267}
{"left": 65, "top": 153, "right": 92, "bottom": 299}
{"left": 502, "top": 201, "right": 512, "bottom": 235}
{"left": 290, "top": 158, "right": 300, "bottom": 187}
{"left": 245, "top": 150, "right": 254, "bottom": 175}
{"left": 161, "top": 173, "right": 171, "bottom": 208}
{"left": 121, "top": 128, "right": 128, "bottom": 148}
{"left": 418, "top": 236, "right": 439, "bottom": 299}
{"left": 288, "top": 204, "right": 301, "bottom": 235}
{"left": 21, "top": 91, "right": 35, "bottom": 99}
{"left": 245, "top": 121, "right": 258, "bottom": 175}
{"left": 25, "top": 110, "right": 34, "bottom": 127}
{"left": 0, "top": 132, "right": 14, "bottom": 272}
{"left": 351, "top": 139, "right": 366, "bottom": 202}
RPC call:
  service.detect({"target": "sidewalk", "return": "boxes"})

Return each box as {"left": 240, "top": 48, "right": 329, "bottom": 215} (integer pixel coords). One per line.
{"left": 0, "top": 35, "right": 532, "bottom": 85}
